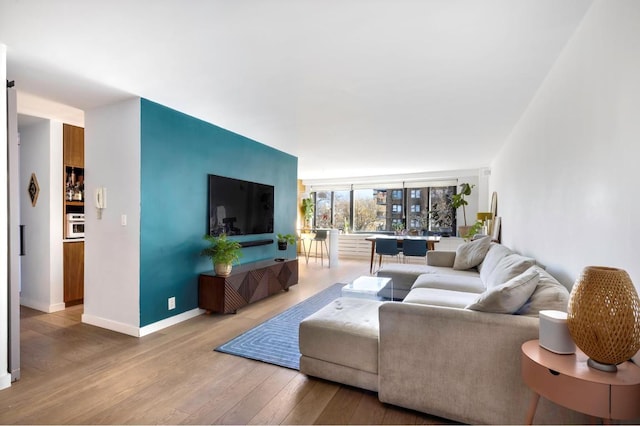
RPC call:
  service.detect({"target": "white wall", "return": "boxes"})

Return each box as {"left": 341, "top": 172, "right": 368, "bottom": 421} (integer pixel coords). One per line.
{"left": 82, "top": 98, "right": 141, "bottom": 335}
{"left": 491, "top": 0, "right": 640, "bottom": 288}
{"left": 18, "top": 120, "right": 64, "bottom": 312}
{"left": 1, "top": 43, "right": 12, "bottom": 390}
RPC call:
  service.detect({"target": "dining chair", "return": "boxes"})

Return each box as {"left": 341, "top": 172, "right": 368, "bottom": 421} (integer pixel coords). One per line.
{"left": 375, "top": 238, "right": 400, "bottom": 272}
{"left": 306, "top": 229, "right": 330, "bottom": 268}
{"left": 401, "top": 238, "right": 427, "bottom": 263}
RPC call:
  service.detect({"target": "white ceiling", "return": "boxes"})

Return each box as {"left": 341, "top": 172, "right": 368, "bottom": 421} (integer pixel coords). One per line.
{"left": 1, "top": 0, "right": 593, "bottom": 179}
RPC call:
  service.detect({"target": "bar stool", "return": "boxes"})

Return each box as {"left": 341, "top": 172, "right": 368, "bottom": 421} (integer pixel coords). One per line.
{"left": 306, "top": 229, "right": 330, "bottom": 268}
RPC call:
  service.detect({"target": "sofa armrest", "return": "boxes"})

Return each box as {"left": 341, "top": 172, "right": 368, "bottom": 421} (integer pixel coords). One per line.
{"left": 426, "top": 250, "right": 456, "bottom": 267}
{"left": 378, "top": 302, "right": 586, "bottom": 425}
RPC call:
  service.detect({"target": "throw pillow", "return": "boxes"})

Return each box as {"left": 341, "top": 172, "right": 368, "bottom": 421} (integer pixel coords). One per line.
{"left": 453, "top": 236, "right": 491, "bottom": 270}
{"left": 484, "top": 253, "right": 536, "bottom": 289}
{"left": 466, "top": 266, "right": 540, "bottom": 314}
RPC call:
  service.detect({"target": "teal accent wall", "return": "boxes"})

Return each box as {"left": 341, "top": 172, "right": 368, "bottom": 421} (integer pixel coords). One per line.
{"left": 140, "top": 99, "right": 298, "bottom": 327}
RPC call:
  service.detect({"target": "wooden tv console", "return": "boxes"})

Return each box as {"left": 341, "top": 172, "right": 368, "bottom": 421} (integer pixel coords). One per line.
{"left": 198, "top": 258, "right": 299, "bottom": 314}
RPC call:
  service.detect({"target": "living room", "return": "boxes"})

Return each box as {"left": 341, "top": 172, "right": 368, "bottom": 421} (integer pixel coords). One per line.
{"left": 2, "top": 0, "right": 640, "bottom": 423}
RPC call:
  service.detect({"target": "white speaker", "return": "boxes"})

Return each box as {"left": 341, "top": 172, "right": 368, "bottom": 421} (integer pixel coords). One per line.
{"left": 539, "top": 310, "right": 576, "bottom": 354}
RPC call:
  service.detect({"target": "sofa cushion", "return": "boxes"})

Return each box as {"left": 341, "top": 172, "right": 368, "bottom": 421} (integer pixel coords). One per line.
{"left": 466, "top": 267, "right": 540, "bottom": 314}
{"left": 403, "top": 288, "right": 478, "bottom": 308}
{"left": 478, "top": 243, "right": 514, "bottom": 283}
{"left": 453, "top": 236, "right": 491, "bottom": 270}
{"left": 485, "top": 253, "right": 536, "bottom": 289}
{"left": 377, "top": 264, "right": 437, "bottom": 291}
{"left": 299, "top": 297, "right": 381, "bottom": 374}
{"left": 517, "top": 266, "right": 570, "bottom": 316}
{"left": 426, "top": 250, "right": 456, "bottom": 267}
{"left": 412, "top": 273, "right": 485, "bottom": 293}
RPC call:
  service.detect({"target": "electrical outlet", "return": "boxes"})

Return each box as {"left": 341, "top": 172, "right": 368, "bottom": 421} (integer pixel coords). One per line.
{"left": 168, "top": 297, "right": 176, "bottom": 310}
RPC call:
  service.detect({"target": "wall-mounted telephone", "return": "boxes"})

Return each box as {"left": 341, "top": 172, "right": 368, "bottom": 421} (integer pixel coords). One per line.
{"left": 95, "top": 187, "right": 107, "bottom": 209}
{"left": 96, "top": 187, "right": 107, "bottom": 219}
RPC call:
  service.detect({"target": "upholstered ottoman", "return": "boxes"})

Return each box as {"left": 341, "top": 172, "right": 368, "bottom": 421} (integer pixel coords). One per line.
{"left": 299, "top": 297, "right": 382, "bottom": 392}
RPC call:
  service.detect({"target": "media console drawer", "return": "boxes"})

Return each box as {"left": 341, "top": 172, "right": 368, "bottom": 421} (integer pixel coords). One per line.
{"left": 198, "top": 258, "right": 299, "bottom": 314}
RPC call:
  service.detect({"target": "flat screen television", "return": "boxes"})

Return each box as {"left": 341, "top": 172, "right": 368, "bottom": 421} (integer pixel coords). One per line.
{"left": 208, "top": 174, "right": 274, "bottom": 236}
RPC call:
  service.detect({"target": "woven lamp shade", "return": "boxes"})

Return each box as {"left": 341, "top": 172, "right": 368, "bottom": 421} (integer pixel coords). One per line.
{"left": 567, "top": 266, "right": 640, "bottom": 371}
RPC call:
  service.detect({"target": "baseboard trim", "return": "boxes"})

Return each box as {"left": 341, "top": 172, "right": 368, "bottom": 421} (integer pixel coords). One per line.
{"left": 139, "top": 308, "right": 205, "bottom": 337}
{"left": 20, "top": 297, "right": 65, "bottom": 313}
{"left": 81, "top": 313, "right": 140, "bottom": 337}
{"left": 82, "top": 308, "right": 205, "bottom": 337}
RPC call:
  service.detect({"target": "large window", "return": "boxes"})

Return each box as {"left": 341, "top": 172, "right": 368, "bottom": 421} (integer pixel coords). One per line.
{"left": 353, "top": 189, "right": 385, "bottom": 232}
{"left": 310, "top": 184, "right": 456, "bottom": 234}
{"left": 314, "top": 191, "right": 332, "bottom": 228}
{"left": 333, "top": 190, "right": 351, "bottom": 231}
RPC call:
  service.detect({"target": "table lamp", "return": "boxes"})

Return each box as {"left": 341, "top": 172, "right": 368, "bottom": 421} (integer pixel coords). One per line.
{"left": 567, "top": 266, "right": 640, "bottom": 372}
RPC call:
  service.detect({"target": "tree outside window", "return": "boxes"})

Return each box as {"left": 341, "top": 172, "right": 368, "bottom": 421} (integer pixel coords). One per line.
{"left": 354, "top": 189, "right": 385, "bottom": 231}
{"left": 315, "top": 191, "right": 332, "bottom": 228}
{"left": 333, "top": 190, "right": 351, "bottom": 232}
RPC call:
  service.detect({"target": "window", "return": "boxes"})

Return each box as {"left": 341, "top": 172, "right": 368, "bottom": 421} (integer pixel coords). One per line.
{"left": 310, "top": 184, "right": 456, "bottom": 234}
{"left": 353, "top": 189, "right": 385, "bottom": 231}
{"left": 333, "top": 190, "right": 351, "bottom": 231}
{"left": 315, "top": 191, "right": 332, "bottom": 228}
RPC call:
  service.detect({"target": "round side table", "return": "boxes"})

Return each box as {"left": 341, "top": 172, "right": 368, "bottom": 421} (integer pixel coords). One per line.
{"left": 521, "top": 340, "right": 640, "bottom": 424}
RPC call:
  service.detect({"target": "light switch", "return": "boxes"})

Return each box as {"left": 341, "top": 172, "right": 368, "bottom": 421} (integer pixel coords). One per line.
{"left": 121, "top": 214, "right": 127, "bottom": 226}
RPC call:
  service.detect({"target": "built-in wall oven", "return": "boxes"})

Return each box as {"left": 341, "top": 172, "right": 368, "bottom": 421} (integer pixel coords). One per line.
{"left": 66, "top": 213, "right": 85, "bottom": 239}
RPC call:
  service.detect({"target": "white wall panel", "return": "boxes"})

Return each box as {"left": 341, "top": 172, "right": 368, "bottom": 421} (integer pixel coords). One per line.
{"left": 491, "top": 0, "right": 640, "bottom": 289}
{"left": 83, "top": 98, "right": 141, "bottom": 333}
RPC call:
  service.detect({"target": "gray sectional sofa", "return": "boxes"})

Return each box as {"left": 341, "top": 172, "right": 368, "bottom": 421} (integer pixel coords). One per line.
{"left": 299, "top": 237, "right": 589, "bottom": 424}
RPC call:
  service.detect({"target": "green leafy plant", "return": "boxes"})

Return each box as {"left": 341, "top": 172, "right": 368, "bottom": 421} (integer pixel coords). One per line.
{"left": 463, "top": 220, "right": 485, "bottom": 241}
{"left": 276, "top": 233, "right": 296, "bottom": 245}
{"left": 200, "top": 233, "right": 242, "bottom": 266}
{"left": 301, "top": 197, "right": 314, "bottom": 228}
{"left": 451, "top": 183, "right": 475, "bottom": 227}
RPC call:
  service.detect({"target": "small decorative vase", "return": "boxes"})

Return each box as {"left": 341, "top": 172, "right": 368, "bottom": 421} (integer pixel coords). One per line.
{"left": 215, "top": 263, "right": 232, "bottom": 277}
{"left": 567, "top": 266, "right": 640, "bottom": 372}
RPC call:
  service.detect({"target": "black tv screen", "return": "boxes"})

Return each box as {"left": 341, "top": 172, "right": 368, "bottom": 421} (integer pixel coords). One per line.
{"left": 208, "top": 174, "right": 274, "bottom": 236}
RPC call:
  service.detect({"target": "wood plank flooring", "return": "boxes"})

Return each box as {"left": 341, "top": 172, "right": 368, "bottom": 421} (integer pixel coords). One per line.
{"left": 0, "top": 258, "right": 455, "bottom": 425}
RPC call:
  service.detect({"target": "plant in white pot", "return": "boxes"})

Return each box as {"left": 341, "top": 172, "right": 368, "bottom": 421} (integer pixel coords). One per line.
{"left": 200, "top": 233, "right": 242, "bottom": 276}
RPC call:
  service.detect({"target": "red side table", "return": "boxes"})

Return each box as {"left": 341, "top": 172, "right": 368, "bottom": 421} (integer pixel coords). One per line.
{"left": 521, "top": 340, "right": 640, "bottom": 424}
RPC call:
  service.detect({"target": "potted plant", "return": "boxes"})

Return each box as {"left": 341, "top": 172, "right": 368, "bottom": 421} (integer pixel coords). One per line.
{"left": 451, "top": 183, "right": 475, "bottom": 236}
{"left": 300, "top": 197, "right": 314, "bottom": 229}
{"left": 392, "top": 221, "right": 405, "bottom": 235}
{"left": 463, "top": 220, "right": 485, "bottom": 241}
{"left": 200, "top": 233, "right": 242, "bottom": 276}
{"left": 276, "top": 233, "right": 296, "bottom": 251}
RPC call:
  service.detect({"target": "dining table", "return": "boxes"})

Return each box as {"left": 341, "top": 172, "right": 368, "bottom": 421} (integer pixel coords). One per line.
{"left": 365, "top": 235, "right": 441, "bottom": 274}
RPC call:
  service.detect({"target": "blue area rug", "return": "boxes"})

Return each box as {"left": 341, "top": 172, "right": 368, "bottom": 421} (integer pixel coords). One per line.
{"left": 215, "top": 283, "right": 344, "bottom": 370}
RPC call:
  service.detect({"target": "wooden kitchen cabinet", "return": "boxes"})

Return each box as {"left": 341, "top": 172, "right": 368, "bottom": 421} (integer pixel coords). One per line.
{"left": 64, "top": 241, "right": 84, "bottom": 306}
{"left": 62, "top": 123, "right": 84, "bottom": 307}
{"left": 63, "top": 123, "right": 84, "bottom": 168}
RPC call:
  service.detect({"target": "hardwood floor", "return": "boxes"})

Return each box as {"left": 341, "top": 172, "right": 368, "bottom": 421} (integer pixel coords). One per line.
{"left": 0, "top": 258, "right": 455, "bottom": 425}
